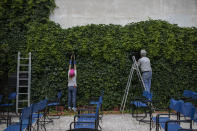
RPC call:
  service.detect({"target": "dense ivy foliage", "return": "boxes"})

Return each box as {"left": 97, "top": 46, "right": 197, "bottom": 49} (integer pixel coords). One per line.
{"left": 0, "top": 0, "right": 55, "bottom": 93}
{"left": 0, "top": 0, "right": 197, "bottom": 110}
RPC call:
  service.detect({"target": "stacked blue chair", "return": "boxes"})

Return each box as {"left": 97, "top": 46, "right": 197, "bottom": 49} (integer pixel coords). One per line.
{"left": 183, "top": 90, "right": 197, "bottom": 101}
{"left": 0, "top": 94, "right": 7, "bottom": 124}
{"left": 3, "top": 106, "right": 34, "bottom": 131}
{"left": 89, "top": 91, "right": 104, "bottom": 106}
{"left": 47, "top": 91, "right": 62, "bottom": 107}
{"left": 89, "top": 91, "right": 104, "bottom": 121}
{"left": 31, "top": 99, "right": 48, "bottom": 131}
{"left": 46, "top": 91, "right": 62, "bottom": 121}
{"left": 182, "top": 90, "right": 197, "bottom": 108}
{"left": 183, "top": 90, "right": 194, "bottom": 98}
{"left": 192, "top": 92, "right": 197, "bottom": 100}
{"left": 89, "top": 95, "right": 103, "bottom": 120}
{"left": 0, "top": 95, "right": 2, "bottom": 103}
{"left": 70, "top": 92, "right": 104, "bottom": 130}
{"left": 0, "top": 92, "right": 17, "bottom": 109}
{"left": 3, "top": 99, "right": 48, "bottom": 131}
{"left": 164, "top": 102, "right": 196, "bottom": 131}
{"left": 0, "top": 92, "right": 17, "bottom": 126}
{"left": 79, "top": 94, "right": 103, "bottom": 121}
{"left": 131, "top": 91, "right": 153, "bottom": 115}
{"left": 78, "top": 92, "right": 103, "bottom": 119}
{"left": 70, "top": 103, "right": 101, "bottom": 130}
{"left": 179, "top": 103, "right": 197, "bottom": 131}
{"left": 152, "top": 99, "right": 184, "bottom": 131}
{"left": 153, "top": 99, "right": 197, "bottom": 131}
{"left": 131, "top": 90, "right": 153, "bottom": 130}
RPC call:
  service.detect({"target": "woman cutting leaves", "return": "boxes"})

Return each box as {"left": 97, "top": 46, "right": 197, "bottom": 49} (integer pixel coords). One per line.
{"left": 68, "top": 54, "right": 77, "bottom": 112}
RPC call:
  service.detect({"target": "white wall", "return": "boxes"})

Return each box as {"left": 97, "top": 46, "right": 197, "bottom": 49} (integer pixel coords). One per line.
{"left": 50, "top": 0, "right": 197, "bottom": 28}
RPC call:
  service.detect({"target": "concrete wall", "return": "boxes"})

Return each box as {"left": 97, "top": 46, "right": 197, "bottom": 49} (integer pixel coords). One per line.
{"left": 50, "top": 0, "right": 197, "bottom": 28}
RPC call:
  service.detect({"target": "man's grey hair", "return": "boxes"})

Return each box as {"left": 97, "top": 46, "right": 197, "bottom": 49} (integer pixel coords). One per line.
{"left": 140, "top": 49, "right": 147, "bottom": 56}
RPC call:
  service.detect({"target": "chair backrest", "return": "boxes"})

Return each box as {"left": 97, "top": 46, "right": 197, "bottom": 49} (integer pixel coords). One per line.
{"left": 99, "top": 96, "right": 103, "bottom": 105}
{"left": 57, "top": 91, "right": 62, "bottom": 100}
{"left": 33, "top": 99, "right": 48, "bottom": 113}
{"left": 95, "top": 103, "right": 100, "bottom": 119}
{"left": 180, "top": 102, "right": 195, "bottom": 118}
{"left": 183, "top": 90, "right": 197, "bottom": 100}
{"left": 19, "top": 106, "right": 32, "bottom": 131}
{"left": 191, "top": 108, "right": 197, "bottom": 122}
{"left": 8, "top": 92, "right": 17, "bottom": 100}
{"left": 191, "top": 92, "right": 197, "bottom": 100}
{"left": 143, "top": 91, "right": 152, "bottom": 100}
{"left": 183, "top": 90, "right": 193, "bottom": 98}
{"left": 169, "top": 99, "right": 184, "bottom": 112}
{"left": 21, "top": 106, "right": 32, "bottom": 119}
{"left": 0, "top": 95, "right": 3, "bottom": 103}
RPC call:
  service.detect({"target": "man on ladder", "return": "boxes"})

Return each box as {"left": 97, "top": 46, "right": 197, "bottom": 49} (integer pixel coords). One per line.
{"left": 120, "top": 49, "right": 152, "bottom": 113}
{"left": 138, "top": 49, "right": 152, "bottom": 93}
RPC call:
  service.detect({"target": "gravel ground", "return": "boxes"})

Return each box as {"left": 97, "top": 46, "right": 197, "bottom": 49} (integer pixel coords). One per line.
{"left": 1, "top": 113, "right": 197, "bottom": 131}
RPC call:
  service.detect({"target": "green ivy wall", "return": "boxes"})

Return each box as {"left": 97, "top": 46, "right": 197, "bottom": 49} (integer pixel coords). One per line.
{"left": 0, "top": 0, "right": 197, "bottom": 110}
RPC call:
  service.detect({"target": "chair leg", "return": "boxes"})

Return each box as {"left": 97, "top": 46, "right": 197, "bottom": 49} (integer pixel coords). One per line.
{"left": 149, "top": 110, "right": 152, "bottom": 131}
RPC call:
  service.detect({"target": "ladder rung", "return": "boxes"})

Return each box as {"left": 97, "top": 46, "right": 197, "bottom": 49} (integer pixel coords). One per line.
{"left": 18, "top": 100, "right": 28, "bottom": 102}
{"left": 20, "top": 64, "right": 29, "bottom": 66}
{"left": 20, "top": 58, "right": 29, "bottom": 60}
{"left": 18, "top": 93, "right": 28, "bottom": 95}
{"left": 17, "top": 108, "right": 23, "bottom": 109}
{"left": 19, "top": 71, "right": 28, "bottom": 73}
{"left": 19, "top": 85, "right": 28, "bottom": 87}
{"left": 19, "top": 78, "right": 28, "bottom": 80}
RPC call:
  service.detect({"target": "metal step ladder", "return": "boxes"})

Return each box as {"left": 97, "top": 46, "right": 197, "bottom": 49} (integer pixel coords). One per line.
{"left": 120, "top": 56, "right": 145, "bottom": 113}
{"left": 16, "top": 52, "right": 31, "bottom": 113}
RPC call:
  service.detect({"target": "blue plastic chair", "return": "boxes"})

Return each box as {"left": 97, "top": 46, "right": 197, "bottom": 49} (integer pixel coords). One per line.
{"left": 152, "top": 99, "right": 184, "bottom": 131}
{"left": 0, "top": 92, "right": 17, "bottom": 107}
{"left": 131, "top": 91, "right": 153, "bottom": 122}
{"left": 191, "top": 92, "right": 197, "bottom": 100}
{"left": 47, "top": 91, "right": 62, "bottom": 107}
{"left": 3, "top": 99, "right": 48, "bottom": 131}
{"left": 31, "top": 99, "right": 48, "bottom": 131}
{"left": 78, "top": 96, "right": 103, "bottom": 118}
{"left": 46, "top": 91, "right": 62, "bottom": 122}
{"left": 183, "top": 90, "right": 197, "bottom": 101}
{"left": 131, "top": 90, "right": 153, "bottom": 107}
{"left": 89, "top": 91, "right": 104, "bottom": 119}
{"left": 169, "top": 99, "right": 184, "bottom": 112}
{"left": 90, "top": 95, "right": 103, "bottom": 118}
{"left": 0, "top": 95, "right": 3, "bottom": 103}
{"left": 0, "top": 92, "right": 17, "bottom": 126}
{"left": 0, "top": 94, "right": 8, "bottom": 124}
{"left": 4, "top": 106, "right": 34, "bottom": 131}
{"left": 153, "top": 99, "right": 197, "bottom": 131}
{"left": 164, "top": 102, "right": 195, "bottom": 131}
{"left": 90, "top": 91, "right": 104, "bottom": 105}
{"left": 183, "top": 90, "right": 193, "bottom": 98}
{"left": 178, "top": 106, "right": 197, "bottom": 131}
{"left": 70, "top": 103, "right": 101, "bottom": 130}
{"left": 69, "top": 92, "right": 104, "bottom": 130}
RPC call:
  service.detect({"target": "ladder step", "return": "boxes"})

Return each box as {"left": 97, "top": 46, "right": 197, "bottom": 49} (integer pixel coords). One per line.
{"left": 17, "top": 108, "right": 23, "bottom": 110}
{"left": 19, "top": 78, "right": 28, "bottom": 80}
{"left": 19, "top": 71, "right": 28, "bottom": 73}
{"left": 18, "top": 93, "right": 28, "bottom": 95}
{"left": 20, "top": 64, "right": 29, "bottom": 66}
{"left": 18, "top": 100, "right": 28, "bottom": 102}
{"left": 20, "top": 58, "right": 29, "bottom": 60}
{"left": 19, "top": 85, "right": 28, "bottom": 87}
